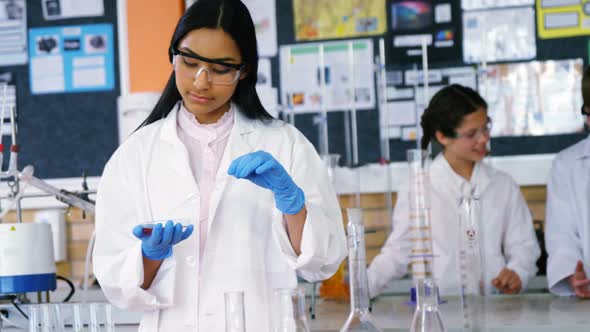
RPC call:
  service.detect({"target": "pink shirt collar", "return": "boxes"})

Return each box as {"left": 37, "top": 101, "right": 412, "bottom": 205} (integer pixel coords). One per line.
{"left": 177, "top": 102, "right": 234, "bottom": 144}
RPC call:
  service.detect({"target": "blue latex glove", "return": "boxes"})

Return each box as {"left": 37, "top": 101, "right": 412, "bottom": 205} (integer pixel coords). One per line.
{"left": 228, "top": 150, "right": 305, "bottom": 214}
{"left": 132, "top": 220, "right": 194, "bottom": 260}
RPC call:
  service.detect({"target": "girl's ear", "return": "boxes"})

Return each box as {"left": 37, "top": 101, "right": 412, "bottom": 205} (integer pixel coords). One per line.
{"left": 435, "top": 130, "right": 451, "bottom": 148}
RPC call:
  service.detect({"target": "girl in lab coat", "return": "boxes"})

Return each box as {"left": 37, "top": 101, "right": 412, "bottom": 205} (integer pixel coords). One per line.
{"left": 367, "top": 84, "right": 540, "bottom": 297}
{"left": 92, "top": 1, "right": 347, "bottom": 331}
{"left": 545, "top": 66, "right": 590, "bottom": 298}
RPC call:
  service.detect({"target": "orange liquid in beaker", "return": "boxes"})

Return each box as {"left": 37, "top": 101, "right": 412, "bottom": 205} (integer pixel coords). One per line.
{"left": 319, "top": 261, "right": 349, "bottom": 301}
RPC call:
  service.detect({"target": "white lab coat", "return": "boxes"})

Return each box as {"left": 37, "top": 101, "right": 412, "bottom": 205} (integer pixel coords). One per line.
{"left": 546, "top": 136, "right": 590, "bottom": 296}
{"left": 92, "top": 103, "right": 347, "bottom": 331}
{"left": 367, "top": 154, "right": 540, "bottom": 297}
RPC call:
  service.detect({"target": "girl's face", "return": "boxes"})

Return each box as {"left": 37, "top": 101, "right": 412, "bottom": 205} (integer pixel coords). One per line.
{"left": 437, "top": 108, "right": 491, "bottom": 163}
{"left": 173, "top": 28, "right": 246, "bottom": 123}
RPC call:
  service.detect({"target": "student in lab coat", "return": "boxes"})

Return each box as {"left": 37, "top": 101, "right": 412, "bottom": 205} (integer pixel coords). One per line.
{"left": 545, "top": 66, "right": 590, "bottom": 298}
{"left": 367, "top": 84, "right": 540, "bottom": 297}
{"left": 92, "top": 1, "right": 347, "bottom": 331}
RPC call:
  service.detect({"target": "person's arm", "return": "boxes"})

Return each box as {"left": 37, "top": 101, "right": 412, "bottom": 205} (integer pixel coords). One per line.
{"left": 227, "top": 134, "right": 347, "bottom": 282}
{"left": 141, "top": 258, "right": 164, "bottom": 289}
{"left": 499, "top": 180, "right": 540, "bottom": 293}
{"left": 277, "top": 136, "right": 347, "bottom": 282}
{"left": 284, "top": 206, "right": 307, "bottom": 255}
{"left": 545, "top": 156, "right": 583, "bottom": 296}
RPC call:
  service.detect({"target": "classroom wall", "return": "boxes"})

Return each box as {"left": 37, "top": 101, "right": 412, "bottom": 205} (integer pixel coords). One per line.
{"left": 126, "top": 0, "right": 184, "bottom": 93}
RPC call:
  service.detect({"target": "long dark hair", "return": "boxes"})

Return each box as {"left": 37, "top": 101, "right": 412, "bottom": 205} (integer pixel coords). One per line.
{"left": 140, "top": 0, "right": 272, "bottom": 128}
{"left": 420, "top": 84, "right": 487, "bottom": 150}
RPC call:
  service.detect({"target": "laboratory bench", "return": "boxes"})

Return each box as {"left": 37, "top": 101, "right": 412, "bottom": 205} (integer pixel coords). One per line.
{"left": 1, "top": 282, "right": 589, "bottom": 331}
{"left": 310, "top": 293, "right": 590, "bottom": 331}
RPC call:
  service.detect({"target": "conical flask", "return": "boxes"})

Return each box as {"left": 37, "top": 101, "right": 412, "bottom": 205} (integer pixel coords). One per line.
{"left": 272, "top": 287, "right": 311, "bottom": 332}
{"left": 340, "top": 208, "right": 382, "bottom": 332}
{"left": 225, "top": 291, "right": 246, "bottom": 332}
{"left": 410, "top": 279, "right": 446, "bottom": 332}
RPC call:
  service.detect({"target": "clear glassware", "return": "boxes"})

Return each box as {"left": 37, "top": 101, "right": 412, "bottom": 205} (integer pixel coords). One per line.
{"left": 41, "top": 304, "right": 55, "bottom": 332}
{"left": 29, "top": 305, "right": 40, "bottom": 332}
{"left": 105, "top": 303, "right": 116, "bottom": 332}
{"left": 272, "top": 287, "right": 311, "bottom": 332}
{"left": 457, "top": 184, "right": 487, "bottom": 331}
{"left": 320, "top": 154, "right": 341, "bottom": 184}
{"left": 90, "top": 303, "right": 100, "bottom": 332}
{"left": 319, "top": 154, "right": 349, "bottom": 302}
{"left": 407, "top": 149, "right": 434, "bottom": 281}
{"left": 225, "top": 291, "right": 246, "bottom": 332}
{"left": 410, "top": 279, "right": 446, "bottom": 332}
{"left": 53, "top": 304, "right": 65, "bottom": 332}
{"left": 73, "top": 303, "right": 84, "bottom": 332}
{"left": 340, "top": 208, "right": 382, "bottom": 332}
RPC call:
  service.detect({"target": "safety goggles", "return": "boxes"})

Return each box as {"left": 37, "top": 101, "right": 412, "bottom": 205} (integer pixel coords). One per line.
{"left": 171, "top": 47, "right": 244, "bottom": 85}
{"left": 452, "top": 118, "right": 493, "bottom": 142}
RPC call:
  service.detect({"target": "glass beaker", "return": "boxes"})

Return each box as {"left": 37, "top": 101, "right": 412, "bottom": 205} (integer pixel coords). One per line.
{"left": 410, "top": 279, "right": 446, "bottom": 332}
{"left": 225, "top": 291, "right": 246, "bottom": 332}
{"left": 340, "top": 208, "right": 382, "bottom": 332}
{"left": 272, "top": 287, "right": 311, "bottom": 332}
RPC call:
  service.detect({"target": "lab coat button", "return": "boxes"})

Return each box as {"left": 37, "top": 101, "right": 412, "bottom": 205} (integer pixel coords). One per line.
{"left": 186, "top": 255, "right": 197, "bottom": 267}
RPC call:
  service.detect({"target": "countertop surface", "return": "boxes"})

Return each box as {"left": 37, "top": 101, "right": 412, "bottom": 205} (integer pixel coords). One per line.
{"left": 1, "top": 290, "right": 589, "bottom": 331}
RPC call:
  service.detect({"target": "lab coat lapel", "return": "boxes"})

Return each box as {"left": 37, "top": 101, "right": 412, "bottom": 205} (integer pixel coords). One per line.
{"left": 158, "top": 102, "right": 197, "bottom": 184}
{"left": 470, "top": 161, "right": 493, "bottom": 197}
{"left": 430, "top": 154, "right": 461, "bottom": 205}
{"left": 207, "top": 109, "right": 258, "bottom": 234}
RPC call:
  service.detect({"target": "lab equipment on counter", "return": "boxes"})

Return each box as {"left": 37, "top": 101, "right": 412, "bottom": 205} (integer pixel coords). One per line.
{"left": 457, "top": 184, "right": 486, "bottom": 331}
{"left": 273, "top": 287, "right": 310, "bottom": 332}
{"left": 18, "top": 165, "right": 95, "bottom": 214}
{"left": 225, "top": 291, "right": 246, "bottom": 332}
{"left": 319, "top": 154, "right": 349, "bottom": 303}
{"left": 407, "top": 149, "right": 434, "bottom": 281}
{"left": 410, "top": 279, "right": 446, "bottom": 332}
{"left": 375, "top": 38, "right": 394, "bottom": 240}
{"left": 25, "top": 302, "right": 116, "bottom": 332}
{"left": 406, "top": 149, "right": 447, "bottom": 332}
{"left": 340, "top": 208, "right": 382, "bottom": 332}
{"left": 0, "top": 223, "right": 56, "bottom": 294}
